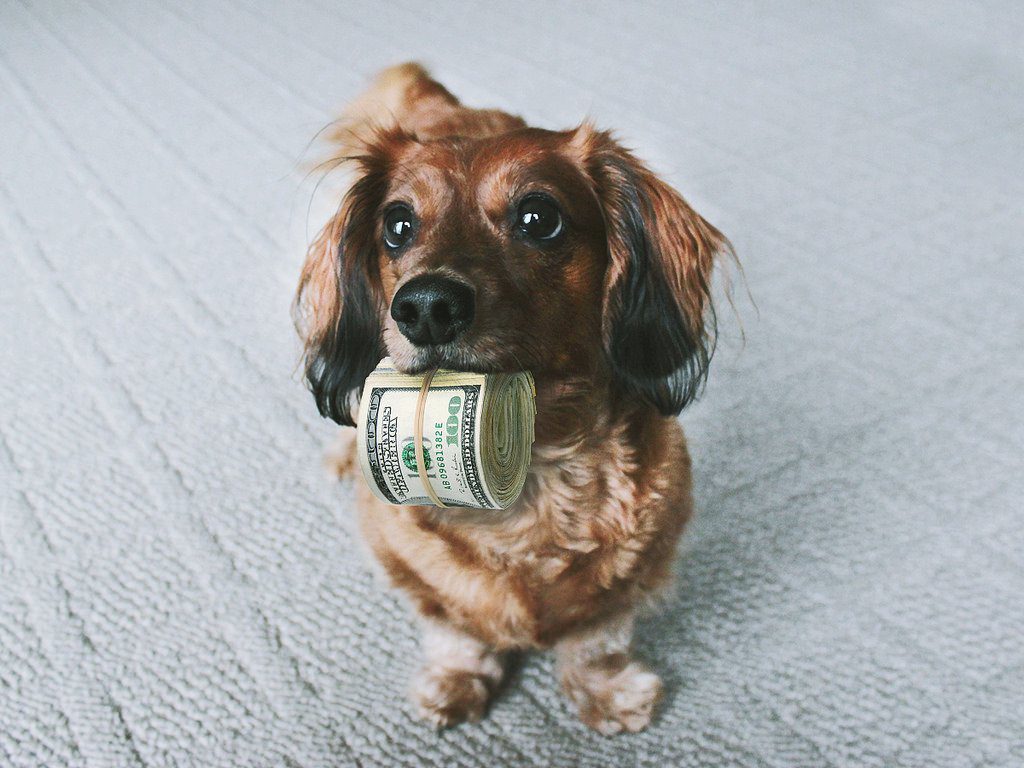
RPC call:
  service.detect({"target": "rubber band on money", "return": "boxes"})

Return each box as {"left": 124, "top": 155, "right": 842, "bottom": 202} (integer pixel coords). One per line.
{"left": 412, "top": 367, "right": 446, "bottom": 508}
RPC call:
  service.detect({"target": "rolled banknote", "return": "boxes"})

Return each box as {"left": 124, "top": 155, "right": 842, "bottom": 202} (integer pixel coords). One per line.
{"left": 355, "top": 359, "right": 536, "bottom": 509}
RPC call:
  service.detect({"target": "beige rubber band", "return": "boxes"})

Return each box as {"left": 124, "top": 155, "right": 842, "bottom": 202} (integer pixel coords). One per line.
{"left": 412, "top": 367, "right": 446, "bottom": 507}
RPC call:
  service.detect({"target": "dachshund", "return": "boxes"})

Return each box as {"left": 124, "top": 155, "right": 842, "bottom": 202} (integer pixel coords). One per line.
{"left": 294, "top": 63, "right": 729, "bottom": 734}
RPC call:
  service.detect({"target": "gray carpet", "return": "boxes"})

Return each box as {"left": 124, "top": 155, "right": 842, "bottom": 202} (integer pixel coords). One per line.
{"left": 2, "top": 1, "right": 1022, "bottom": 766}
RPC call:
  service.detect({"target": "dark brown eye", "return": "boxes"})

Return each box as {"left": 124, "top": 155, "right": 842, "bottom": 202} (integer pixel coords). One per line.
{"left": 516, "top": 195, "right": 563, "bottom": 241}
{"left": 383, "top": 204, "right": 416, "bottom": 251}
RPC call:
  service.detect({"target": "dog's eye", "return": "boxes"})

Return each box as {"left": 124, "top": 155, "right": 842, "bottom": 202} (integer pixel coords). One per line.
{"left": 516, "top": 195, "right": 563, "bottom": 242}
{"left": 383, "top": 204, "right": 416, "bottom": 250}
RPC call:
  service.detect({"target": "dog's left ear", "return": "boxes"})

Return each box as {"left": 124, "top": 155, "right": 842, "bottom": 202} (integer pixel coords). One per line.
{"left": 576, "top": 126, "right": 730, "bottom": 415}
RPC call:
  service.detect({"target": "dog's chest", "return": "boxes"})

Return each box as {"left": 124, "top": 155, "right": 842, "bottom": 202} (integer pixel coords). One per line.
{"left": 453, "top": 448, "right": 648, "bottom": 642}
{"left": 362, "top": 420, "right": 685, "bottom": 648}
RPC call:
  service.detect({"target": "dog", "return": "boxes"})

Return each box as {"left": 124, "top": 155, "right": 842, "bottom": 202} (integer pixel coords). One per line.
{"left": 294, "top": 63, "right": 729, "bottom": 734}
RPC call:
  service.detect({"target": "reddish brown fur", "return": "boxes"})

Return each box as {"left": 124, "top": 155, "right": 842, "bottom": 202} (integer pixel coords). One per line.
{"left": 295, "top": 63, "right": 729, "bottom": 731}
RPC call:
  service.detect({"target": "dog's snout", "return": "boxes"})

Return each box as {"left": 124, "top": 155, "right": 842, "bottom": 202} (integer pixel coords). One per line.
{"left": 391, "top": 274, "right": 475, "bottom": 346}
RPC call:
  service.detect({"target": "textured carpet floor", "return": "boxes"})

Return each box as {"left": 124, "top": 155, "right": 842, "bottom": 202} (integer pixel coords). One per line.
{"left": 2, "top": 1, "right": 1023, "bottom": 766}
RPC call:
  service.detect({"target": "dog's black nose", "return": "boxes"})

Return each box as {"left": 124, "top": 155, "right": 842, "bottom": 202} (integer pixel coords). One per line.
{"left": 391, "top": 274, "right": 475, "bottom": 346}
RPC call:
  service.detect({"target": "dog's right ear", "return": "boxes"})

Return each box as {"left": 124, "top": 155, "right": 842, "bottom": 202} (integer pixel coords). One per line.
{"left": 293, "top": 147, "right": 392, "bottom": 426}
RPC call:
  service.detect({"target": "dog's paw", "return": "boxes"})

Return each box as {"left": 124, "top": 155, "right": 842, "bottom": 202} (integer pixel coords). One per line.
{"left": 411, "top": 666, "right": 493, "bottom": 728}
{"left": 562, "top": 654, "right": 663, "bottom": 735}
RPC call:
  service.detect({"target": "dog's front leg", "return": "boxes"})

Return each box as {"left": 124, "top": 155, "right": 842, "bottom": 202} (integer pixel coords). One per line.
{"left": 555, "top": 612, "right": 663, "bottom": 734}
{"left": 411, "top": 619, "right": 505, "bottom": 728}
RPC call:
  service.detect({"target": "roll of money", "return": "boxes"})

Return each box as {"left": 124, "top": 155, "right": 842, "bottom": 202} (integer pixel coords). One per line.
{"left": 355, "top": 359, "right": 536, "bottom": 509}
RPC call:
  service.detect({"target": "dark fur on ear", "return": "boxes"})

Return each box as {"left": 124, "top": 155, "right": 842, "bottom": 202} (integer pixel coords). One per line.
{"left": 294, "top": 154, "right": 390, "bottom": 426}
{"left": 579, "top": 127, "right": 730, "bottom": 415}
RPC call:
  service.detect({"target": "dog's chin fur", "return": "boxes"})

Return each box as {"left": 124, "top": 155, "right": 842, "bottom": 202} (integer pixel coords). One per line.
{"left": 295, "top": 62, "right": 730, "bottom": 733}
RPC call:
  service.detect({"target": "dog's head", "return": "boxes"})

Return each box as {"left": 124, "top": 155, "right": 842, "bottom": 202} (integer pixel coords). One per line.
{"left": 295, "top": 125, "right": 728, "bottom": 426}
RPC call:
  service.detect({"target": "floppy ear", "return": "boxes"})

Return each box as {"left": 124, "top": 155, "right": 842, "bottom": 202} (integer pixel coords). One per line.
{"left": 580, "top": 127, "right": 730, "bottom": 415}
{"left": 293, "top": 153, "right": 390, "bottom": 426}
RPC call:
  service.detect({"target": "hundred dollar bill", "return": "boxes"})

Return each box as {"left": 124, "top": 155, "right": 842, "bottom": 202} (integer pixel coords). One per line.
{"left": 355, "top": 359, "right": 536, "bottom": 509}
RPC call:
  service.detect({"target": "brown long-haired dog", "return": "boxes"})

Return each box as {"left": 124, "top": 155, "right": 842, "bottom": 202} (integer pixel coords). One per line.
{"left": 295, "top": 63, "right": 729, "bottom": 734}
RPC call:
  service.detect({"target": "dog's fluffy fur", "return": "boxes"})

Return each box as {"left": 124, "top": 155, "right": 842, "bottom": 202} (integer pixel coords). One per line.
{"left": 295, "top": 63, "right": 729, "bottom": 733}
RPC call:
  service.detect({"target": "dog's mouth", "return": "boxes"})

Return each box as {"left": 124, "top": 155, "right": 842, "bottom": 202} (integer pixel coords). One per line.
{"left": 399, "top": 346, "right": 498, "bottom": 375}
{"left": 392, "top": 339, "right": 525, "bottom": 376}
